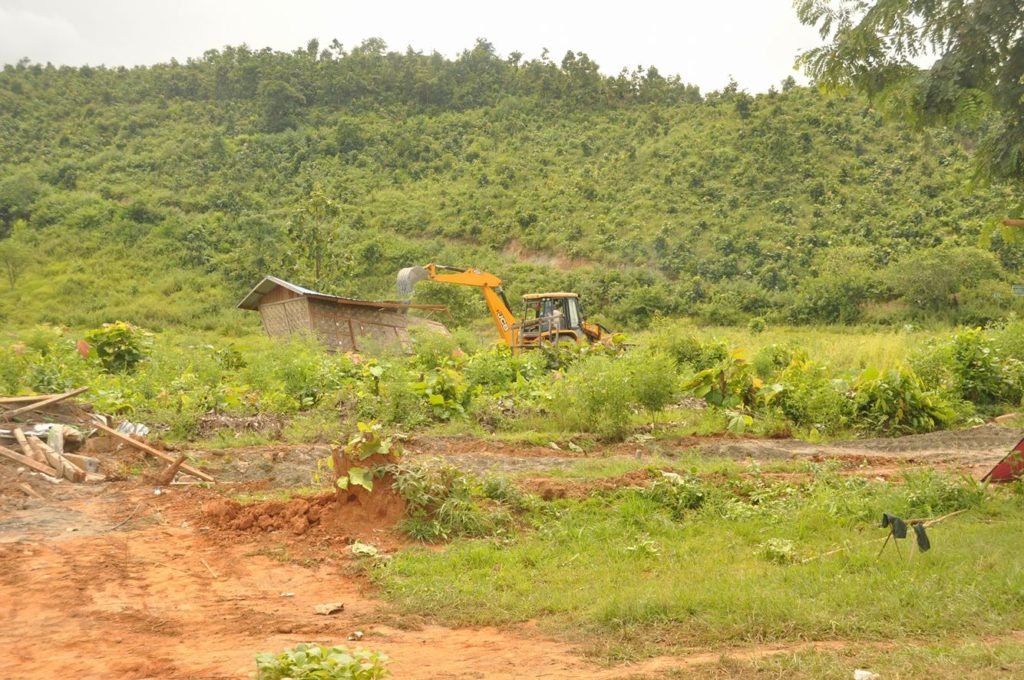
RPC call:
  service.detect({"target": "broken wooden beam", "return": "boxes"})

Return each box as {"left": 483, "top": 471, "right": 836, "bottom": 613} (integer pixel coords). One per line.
{"left": 62, "top": 453, "right": 100, "bottom": 474}
{"left": 0, "top": 444, "right": 60, "bottom": 477}
{"left": 87, "top": 421, "right": 215, "bottom": 483}
{"left": 26, "top": 435, "right": 64, "bottom": 475}
{"left": 12, "top": 428, "right": 43, "bottom": 463}
{"left": 0, "top": 387, "right": 90, "bottom": 420}
{"left": 154, "top": 453, "right": 187, "bottom": 486}
{"left": 26, "top": 435, "right": 85, "bottom": 483}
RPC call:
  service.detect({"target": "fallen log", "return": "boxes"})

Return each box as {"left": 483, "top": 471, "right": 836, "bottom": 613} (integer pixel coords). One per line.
{"left": 0, "top": 387, "right": 90, "bottom": 420}
{"left": 0, "top": 445, "right": 60, "bottom": 477}
{"left": 87, "top": 421, "right": 215, "bottom": 483}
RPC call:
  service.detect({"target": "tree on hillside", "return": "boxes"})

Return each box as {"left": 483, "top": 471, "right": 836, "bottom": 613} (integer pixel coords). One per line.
{"left": 0, "top": 172, "right": 45, "bottom": 237}
{"left": 795, "top": 0, "right": 1024, "bottom": 184}
{"left": 0, "top": 236, "right": 29, "bottom": 290}
{"left": 258, "top": 79, "right": 306, "bottom": 132}
{"left": 286, "top": 184, "right": 348, "bottom": 287}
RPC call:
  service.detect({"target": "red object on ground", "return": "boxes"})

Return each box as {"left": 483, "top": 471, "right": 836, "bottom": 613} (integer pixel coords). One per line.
{"left": 983, "top": 437, "right": 1024, "bottom": 482}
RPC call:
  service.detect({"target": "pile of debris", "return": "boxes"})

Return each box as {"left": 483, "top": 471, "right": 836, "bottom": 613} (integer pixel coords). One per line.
{"left": 0, "top": 387, "right": 215, "bottom": 498}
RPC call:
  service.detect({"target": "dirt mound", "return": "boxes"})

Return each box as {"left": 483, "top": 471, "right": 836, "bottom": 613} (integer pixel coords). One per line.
{"left": 203, "top": 485, "right": 407, "bottom": 537}
{"left": 203, "top": 494, "right": 333, "bottom": 535}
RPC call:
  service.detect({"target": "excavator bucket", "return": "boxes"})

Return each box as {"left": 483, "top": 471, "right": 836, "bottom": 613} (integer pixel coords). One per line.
{"left": 396, "top": 266, "right": 430, "bottom": 298}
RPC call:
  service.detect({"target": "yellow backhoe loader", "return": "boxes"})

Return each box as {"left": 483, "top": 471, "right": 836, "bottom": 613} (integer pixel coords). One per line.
{"left": 397, "top": 263, "right": 608, "bottom": 354}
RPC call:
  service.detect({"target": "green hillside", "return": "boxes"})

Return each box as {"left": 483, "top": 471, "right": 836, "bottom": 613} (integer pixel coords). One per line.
{"left": 1, "top": 39, "right": 1022, "bottom": 332}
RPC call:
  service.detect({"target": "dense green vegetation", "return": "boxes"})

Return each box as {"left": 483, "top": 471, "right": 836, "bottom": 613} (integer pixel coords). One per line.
{"left": 797, "top": 0, "right": 1024, "bottom": 184}
{"left": 1, "top": 39, "right": 1022, "bottom": 331}
{"left": 4, "top": 320, "right": 1024, "bottom": 444}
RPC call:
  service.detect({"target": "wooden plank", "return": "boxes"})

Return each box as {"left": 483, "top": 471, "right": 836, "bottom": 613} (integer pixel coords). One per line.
{"left": 0, "top": 387, "right": 89, "bottom": 420}
{"left": 0, "top": 394, "right": 66, "bottom": 405}
{"left": 88, "top": 421, "right": 215, "bottom": 482}
{"left": 26, "top": 435, "right": 62, "bottom": 471}
{"left": 12, "top": 428, "right": 43, "bottom": 463}
{"left": 0, "top": 444, "right": 60, "bottom": 477}
{"left": 1004, "top": 218, "right": 1024, "bottom": 228}
{"left": 27, "top": 436, "right": 84, "bottom": 483}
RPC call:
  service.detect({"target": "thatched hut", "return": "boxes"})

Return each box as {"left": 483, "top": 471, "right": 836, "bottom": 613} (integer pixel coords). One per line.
{"left": 237, "top": 276, "right": 448, "bottom": 353}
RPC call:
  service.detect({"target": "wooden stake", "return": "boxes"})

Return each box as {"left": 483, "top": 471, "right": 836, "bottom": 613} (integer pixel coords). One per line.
{"left": 86, "top": 420, "right": 214, "bottom": 483}
{"left": 0, "top": 387, "right": 90, "bottom": 420}
{"left": 154, "top": 453, "right": 187, "bottom": 486}
{"left": 0, "top": 444, "right": 60, "bottom": 477}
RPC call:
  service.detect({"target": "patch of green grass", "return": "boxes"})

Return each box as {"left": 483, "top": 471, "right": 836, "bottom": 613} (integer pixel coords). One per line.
{"left": 675, "top": 637, "right": 1024, "bottom": 679}
{"left": 375, "top": 471, "right": 1024, "bottom": 660}
{"left": 193, "top": 430, "right": 278, "bottom": 449}
{"left": 532, "top": 452, "right": 808, "bottom": 481}
{"left": 231, "top": 485, "right": 325, "bottom": 504}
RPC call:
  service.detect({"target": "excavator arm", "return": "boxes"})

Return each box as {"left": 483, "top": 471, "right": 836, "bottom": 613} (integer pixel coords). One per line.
{"left": 397, "top": 264, "right": 518, "bottom": 346}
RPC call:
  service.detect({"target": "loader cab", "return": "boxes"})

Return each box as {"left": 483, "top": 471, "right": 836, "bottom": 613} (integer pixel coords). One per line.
{"left": 522, "top": 293, "right": 584, "bottom": 337}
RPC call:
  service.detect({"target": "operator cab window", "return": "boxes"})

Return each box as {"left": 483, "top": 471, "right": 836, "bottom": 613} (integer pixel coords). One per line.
{"left": 566, "top": 298, "right": 580, "bottom": 329}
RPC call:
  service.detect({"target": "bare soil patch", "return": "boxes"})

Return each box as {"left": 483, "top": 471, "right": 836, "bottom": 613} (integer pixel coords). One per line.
{"left": 1, "top": 425, "right": 1021, "bottom": 678}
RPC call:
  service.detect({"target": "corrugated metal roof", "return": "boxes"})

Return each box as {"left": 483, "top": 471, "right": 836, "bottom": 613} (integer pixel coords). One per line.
{"left": 237, "top": 275, "right": 447, "bottom": 312}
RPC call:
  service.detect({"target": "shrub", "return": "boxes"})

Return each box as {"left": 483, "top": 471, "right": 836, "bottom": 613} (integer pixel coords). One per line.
{"left": 900, "top": 469, "right": 987, "bottom": 517}
{"left": 640, "top": 472, "right": 709, "bottom": 518}
{"left": 751, "top": 343, "right": 795, "bottom": 380}
{"left": 83, "top": 321, "right": 151, "bottom": 373}
{"left": 949, "top": 328, "right": 1022, "bottom": 405}
{"left": 408, "top": 328, "right": 476, "bottom": 371}
{"left": 411, "top": 366, "right": 469, "bottom": 420}
{"left": 554, "top": 354, "right": 635, "bottom": 439}
{"left": 624, "top": 350, "right": 678, "bottom": 422}
{"left": 776, "top": 359, "right": 853, "bottom": 433}
{"left": 389, "top": 461, "right": 515, "bottom": 542}
{"left": 646, "top": 322, "right": 728, "bottom": 370}
{"left": 254, "top": 643, "right": 389, "bottom": 680}
{"left": 852, "top": 367, "right": 954, "bottom": 434}
{"left": 682, "top": 350, "right": 764, "bottom": 410}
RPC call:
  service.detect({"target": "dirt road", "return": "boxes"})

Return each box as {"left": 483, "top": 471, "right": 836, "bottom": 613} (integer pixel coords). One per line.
{"left": 0, "top": 426, "right": 1018, "bottom": 679}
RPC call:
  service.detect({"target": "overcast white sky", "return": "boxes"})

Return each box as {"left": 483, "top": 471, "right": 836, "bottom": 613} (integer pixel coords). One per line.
{"left": 0, "top": 0, "right": 825, "bottom": 93}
